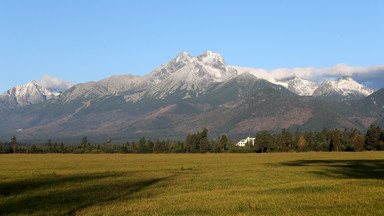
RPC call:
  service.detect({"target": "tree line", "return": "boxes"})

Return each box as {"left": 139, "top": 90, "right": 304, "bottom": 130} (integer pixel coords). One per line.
{"left": 0, "top": 125, "right": 383, "bottom": 154}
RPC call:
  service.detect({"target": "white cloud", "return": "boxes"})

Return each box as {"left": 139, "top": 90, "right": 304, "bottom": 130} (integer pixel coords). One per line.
{"left": 40, "top": 75, "right": 74, "bottom": 92}
{"left": 233, "top": 64, "right": 384, "bottom": 89}
{"left": 234, "top": 66, "right": 317, "bottom": 82}
{"left": 315, "top": 64, "right": 384, "bottom": 77}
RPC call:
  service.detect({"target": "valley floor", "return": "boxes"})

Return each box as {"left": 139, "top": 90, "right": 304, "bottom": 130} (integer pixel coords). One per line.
{"left": 1, "top": 152, "right": 384, "bottom": 215}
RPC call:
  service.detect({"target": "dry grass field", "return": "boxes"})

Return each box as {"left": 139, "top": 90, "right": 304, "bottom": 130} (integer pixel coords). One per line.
{"left": 1, "top": 152, "right": 384, "bottom": 215}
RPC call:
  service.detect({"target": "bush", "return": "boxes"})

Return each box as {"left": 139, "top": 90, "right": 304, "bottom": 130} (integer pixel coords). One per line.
{"left": 72, "top": 149, "right": 85, "bottom": 154}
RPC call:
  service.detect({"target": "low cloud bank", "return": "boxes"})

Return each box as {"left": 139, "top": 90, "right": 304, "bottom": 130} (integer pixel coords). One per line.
{"left": 234, "top": 64, "right": 384, "bottom": 89}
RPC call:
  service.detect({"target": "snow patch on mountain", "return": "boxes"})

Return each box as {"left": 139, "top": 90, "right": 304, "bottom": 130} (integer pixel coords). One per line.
{"left": 313, "top": 77, "right": 374, "bottom": 97}
{"left": 272, "top": 77, "right": 318, "bottom": 96}
{"left": 143, "top": 51, "right": 240, "bottom": 99}
{"left": 149, "top": 50, "right": 237, "bottom": 85}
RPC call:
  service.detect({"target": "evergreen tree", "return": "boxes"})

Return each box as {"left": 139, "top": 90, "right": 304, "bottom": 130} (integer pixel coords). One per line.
{"left": 322, "top": 127, "right": 331, "bottom": 147}
{"left": 313, "top": 132, "right": 326, "bottom": 151}
{"left": 185, "top": 128, "right": 210, "bottom": 152}
{"left": 81, "top": 136, "right": 88, "bottom": 149}
{"left": 11, "top": 136, "right": 17, "bottom": 154}
{"left": 293, "top": 128, "right": 300, "bottom": 150}
{"left": 129, "top": 141, "right": 137, "bottom": 152}
{"left": 60, "top": 142, "right": 65, "bottom": 153}
{"left": 53, "top": 142, "right": 58, "bottom": 153}
{"left": 137, "top": 137, "right": 148, "bottom": 153}
{"left": 219, "top": 135, "right": 228, "bottom": 151}
{"left": 331, "top": 128, "right": 341, "bottom": 152}
{"left": 146, "top": 139, "right": 154, "bottom": 153}
{"left": 280, "top": 128, "right": 293, "bottom": 151}
{"left": 46, "top": 139, "right": 52, "bottom": 153}
{"left": 154, "top": 139, "right": 162, "bottom": 152}
{"left": 365, "top": 125, "right": 381, "bottom": 150}
{"left": 158, "top": 140, "right": 169, "bottom": 152}
{"left": 379, "top": 130, "right": 384, "bottom": 150}
{"left": 186, "top": 133, "right": 198, "bottom": 152}
{"left": 124, "top": 142, "right": 130, "bottom": 153}
{"left": 303, "top": 131, "right": 313, "bottom": 150}
{"left": 341, "top": 128, "right": 352, "bottom": 151}
{"left": 255, "top": 131, "right": 273, "bottom": 153}
{"left": 176, "top": 141, "right": 185, "bottom": 153}
{"left": 199, "top": 128, "right": 211, "bottom": 152}
{"left": 29, "top": 144, "right": 38, "bottom": 153}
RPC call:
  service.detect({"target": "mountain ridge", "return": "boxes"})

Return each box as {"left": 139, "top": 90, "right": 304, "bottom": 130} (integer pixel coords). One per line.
{"left": 0, "top": 51, "right": 382, "bottom": 143}
{"left": 1, "top": 51, "right": 375, "bottom": 110}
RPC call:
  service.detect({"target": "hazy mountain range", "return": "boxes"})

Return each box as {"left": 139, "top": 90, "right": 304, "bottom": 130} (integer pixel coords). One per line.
{"left": 0, "top": 51, "right": 382, "bottom": 143}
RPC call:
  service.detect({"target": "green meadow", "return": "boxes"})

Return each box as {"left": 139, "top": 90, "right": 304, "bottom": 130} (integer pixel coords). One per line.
{"left": 1, "top": 152, "right": 384, "bottom": 215}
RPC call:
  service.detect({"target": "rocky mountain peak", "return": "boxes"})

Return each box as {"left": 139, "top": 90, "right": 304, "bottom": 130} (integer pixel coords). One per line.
{"left": 149, "top": 50, "right": 236, "bottom": 86}
{"left": 29, "top": 80, "right": 39, "bottom": 85}
{"left": 197, "top": 50, "right": 226, "bottom": 70}
{"left": 0, "top": 80, "right": 61, "bottom": 110}
{"left": 313, "top": 77, "right": 374, "bottom": 100}
{"left": 287, "top": 77, "right": 318, "bottom": 96}
{"left": 174, "top": 51, "right": 193, "bottom": 63}
{"left": 272, "top": 76, "right": 318, "bottom": 96}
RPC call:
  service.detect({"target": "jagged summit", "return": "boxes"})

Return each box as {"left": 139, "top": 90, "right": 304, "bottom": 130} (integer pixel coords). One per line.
{"left": 179, "top": 50, "right": 189, "bottom": 55}
{"left": 143, "top": 51, "right": 238, "bottom": 99}
{"left": 173, "top": 51, "right": 193, "bottom": 63}
{"left": 272, "top": 76, "right": 318, "bottom": 96}
{"left": 197, "top": 50, "right": 226, "bottom": 70}
{"left": 312, "top": 76, "right": 374, "bottom": 101}
{"left": 148, "top": 50, "right": 236, "bottom": 85}
{"left": 0, "top": 80, "right": 61, "bottom": 110}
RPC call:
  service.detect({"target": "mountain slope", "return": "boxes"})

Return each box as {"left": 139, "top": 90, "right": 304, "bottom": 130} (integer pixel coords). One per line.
{"left": 350, "top": 88, "right": 384, "bottom": 118}
{"left": 182, "top": 87, "right": 369, "bottom": 139}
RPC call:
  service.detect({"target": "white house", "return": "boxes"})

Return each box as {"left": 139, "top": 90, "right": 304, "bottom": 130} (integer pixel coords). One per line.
{"left": 236, "top": 137, "right": 255, "bottom": 147}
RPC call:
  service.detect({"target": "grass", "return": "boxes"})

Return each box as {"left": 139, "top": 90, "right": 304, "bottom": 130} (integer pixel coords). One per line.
{"left": 0, "top": 152, "right": 384, "bottom": 215}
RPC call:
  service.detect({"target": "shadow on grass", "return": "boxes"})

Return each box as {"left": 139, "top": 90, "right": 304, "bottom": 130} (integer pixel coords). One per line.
{"left": 0, "top": 172, "right": 174, "bottom": 215}
{"left": 0, "top": 172, "right": 125, "bottom": 197}
{"left": 281, "top": 160, "right": 384, "bottom": 179}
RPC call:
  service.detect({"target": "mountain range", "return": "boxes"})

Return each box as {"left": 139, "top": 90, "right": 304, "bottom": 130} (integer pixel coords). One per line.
{"left": 0, "top": 51, "right": 382, "bottom": 143}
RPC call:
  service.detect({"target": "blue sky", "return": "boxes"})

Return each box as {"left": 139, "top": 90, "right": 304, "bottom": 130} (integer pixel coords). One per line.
{"left": 1, "top": 0, "right": 384, "bottom": 93}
